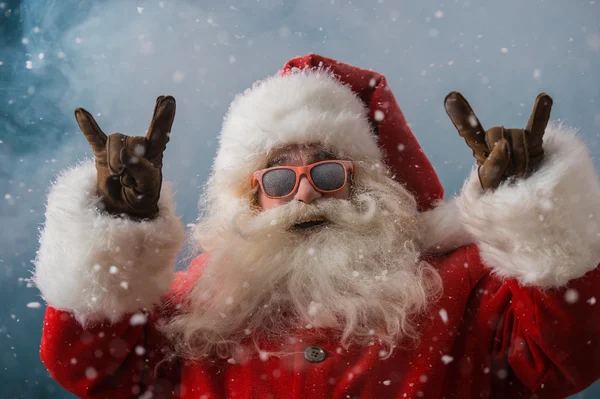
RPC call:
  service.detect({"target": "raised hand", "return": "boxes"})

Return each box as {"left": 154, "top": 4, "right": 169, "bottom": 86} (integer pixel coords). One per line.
{"left": 444, "top": 92, "right": 553, "bottom": 190}
{"left": 74, "top": 96, "right": 176, "bottom": 219}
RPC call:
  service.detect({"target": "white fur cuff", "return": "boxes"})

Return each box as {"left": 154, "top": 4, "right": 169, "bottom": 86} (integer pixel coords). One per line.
{"left": 457, "top": 124, "right": 600, "bottom": 288}
{"left": 33, "top": 161, "right": 186, "bottom": 324}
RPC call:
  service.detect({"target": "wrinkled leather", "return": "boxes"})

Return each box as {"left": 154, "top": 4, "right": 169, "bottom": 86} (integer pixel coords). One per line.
{"left": 74, "top": 95, "right": 176, "bottom": 219}
{"left": 444, "top": 92, "right": 552, "bottom": 190}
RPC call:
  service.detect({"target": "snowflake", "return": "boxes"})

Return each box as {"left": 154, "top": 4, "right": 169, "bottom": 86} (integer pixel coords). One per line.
{"left": 439, "top": 309, "right": 448, "bottom": 324}
{"left": 564, "top": 289, "right": 579, "bottom": 304}
{"left": 85, "top": 367, "right": 97, "bottom": 379}
{"left": 441, "top": 355, "right": 454, "bottom": 365}
{"left": 129, "top": 313, "right": 148, "bottom": 326}
{"left": 588, "top": 297, "right": 596, "bottom": 305}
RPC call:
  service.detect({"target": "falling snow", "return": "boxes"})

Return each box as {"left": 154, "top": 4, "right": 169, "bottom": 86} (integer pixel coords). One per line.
{"left": 26, "top": 302, "right": 41, "bottom": 309}
{"left": 308, "top": 301, "right": 323, "bottom": 316}
{"left": 467, "top": 115, "right": 479, "bottom": 127}
{"left": 85, "top": 367, "right": 98, "bottom": 379}
{"left": 588, "top": 297, "right": 597, "bottom": 305}
{"left": 129, "top": 313, "right": 148, "bottom": 326}
{"left": 439, "top": 309, "right": 448, "bottom": 324}
{"left": 441, "top": 355, "right": 454, "bottom": 365}
{"left": 172, "top": 70, "right": 185, "bottom": 83}
{"left": 565, "top": 288, "right": 579, "bottom": 304}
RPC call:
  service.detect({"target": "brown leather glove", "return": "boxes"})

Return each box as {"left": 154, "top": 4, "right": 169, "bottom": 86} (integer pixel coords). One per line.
{"left": 74, "top": 95, "right": 176, "bottom": 220}
{"left": 444, "top": 92, "right": 553, "bottom": 190}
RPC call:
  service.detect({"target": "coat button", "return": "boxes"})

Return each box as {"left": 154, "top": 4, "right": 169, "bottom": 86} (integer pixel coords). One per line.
{"left": 304, "top": 346, "right": 327, "bottom": 363}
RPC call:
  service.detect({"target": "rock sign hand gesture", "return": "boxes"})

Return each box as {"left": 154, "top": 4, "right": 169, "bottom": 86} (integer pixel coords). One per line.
{"left": 444, "top": 92, "right": 553, "bottom": 191}
{"left": 74, "top": 95, "right": 176, "bottom": 219}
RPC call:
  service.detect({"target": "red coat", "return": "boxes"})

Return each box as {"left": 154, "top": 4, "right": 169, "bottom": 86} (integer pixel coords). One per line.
{"left": 40, "top": 245, "right": 600, "bottom": 399}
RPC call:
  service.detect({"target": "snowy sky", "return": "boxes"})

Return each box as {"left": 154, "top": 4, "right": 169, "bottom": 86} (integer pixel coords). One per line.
{"left": 0, "top": 0, "right": 599, "bottom": 397}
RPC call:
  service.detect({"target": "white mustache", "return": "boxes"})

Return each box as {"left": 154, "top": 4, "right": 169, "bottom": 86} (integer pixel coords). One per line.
{"left": 231, "top": 194, "right": 378, "bottom": 240}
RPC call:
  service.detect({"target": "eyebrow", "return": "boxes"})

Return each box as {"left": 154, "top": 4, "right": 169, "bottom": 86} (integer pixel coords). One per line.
{"left": 266, "top": 155, "right": 290, "bottom": 168}
{"left": 266, "top": 150, "right": 337, "bottom": 168}
{"left": 314, "top": 150, "right": 336, "bottom": 161}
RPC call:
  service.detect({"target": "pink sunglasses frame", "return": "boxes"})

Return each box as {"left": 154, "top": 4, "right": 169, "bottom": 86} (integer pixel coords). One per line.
{"left": 252, "top": 160, "right": 354, "bottom": 199}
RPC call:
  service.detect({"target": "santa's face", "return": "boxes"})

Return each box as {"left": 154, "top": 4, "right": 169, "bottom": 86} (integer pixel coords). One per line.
{"left": 256, "top": 144, "right": 351, "bottom": 212}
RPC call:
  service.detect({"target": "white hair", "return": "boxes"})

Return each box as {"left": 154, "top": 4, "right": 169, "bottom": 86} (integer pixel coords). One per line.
{"left": 159, "top": 158, "right": 442, "bottom": 361}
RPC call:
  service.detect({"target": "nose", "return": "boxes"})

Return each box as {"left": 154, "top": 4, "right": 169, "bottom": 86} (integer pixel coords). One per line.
{"left": 293, "top": 176, "right": 321, "bottom": 204}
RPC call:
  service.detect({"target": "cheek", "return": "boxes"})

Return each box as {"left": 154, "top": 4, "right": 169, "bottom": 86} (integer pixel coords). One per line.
{"left": 257, "top": 190, "right": 288, "bottom": 210}
{"left": 327, "top": 184, "right": 351, "bottom": 200}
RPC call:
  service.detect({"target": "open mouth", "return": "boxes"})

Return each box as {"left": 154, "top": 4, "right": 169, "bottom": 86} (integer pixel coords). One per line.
{"left": 293, "top": 220, "right": 327, "bottom": 230}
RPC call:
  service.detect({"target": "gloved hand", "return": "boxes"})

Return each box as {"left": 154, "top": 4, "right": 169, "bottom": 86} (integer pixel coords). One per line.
{"left": 74, "top": 95, "right": 176, "bottom": 219}
{"left": 444, "top": 92, "right": 553, "bottom": 190}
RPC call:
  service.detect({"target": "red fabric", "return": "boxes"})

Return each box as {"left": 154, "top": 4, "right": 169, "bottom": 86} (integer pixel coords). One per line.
{"left": 40, "top": 246, "right": 600, "bottom": 399}
{"left": 282, "top": 54, "right": 444, "bottom": 211}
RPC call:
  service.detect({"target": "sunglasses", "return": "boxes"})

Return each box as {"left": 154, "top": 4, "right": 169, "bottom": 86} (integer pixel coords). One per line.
{"left": 252, "top": 160, "right": 354, "bottom": 199}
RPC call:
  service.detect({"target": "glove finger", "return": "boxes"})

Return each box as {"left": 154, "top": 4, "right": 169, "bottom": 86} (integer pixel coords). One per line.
{"left": 74, "top": 108, "right": 108, "bottom": 157}
{"left": 444, "top": 91, "right": 489, "bottom": 165}
{"left": 525, "top": 93, "right": 553, "bottom": 154}
{"left": 484, "top": 126, "right": 506, "bottom": 150}
{"left": 508, "top": 128, "right": 528, "bottom": 177}
{"left": 485, "top": 126, "right": 512, "bottom": 175}
{"left": 106, "top": 133, "right": 128, "bottom": 175}
{"left": 120, "top": 147, "right": 161, "bottom": 195}
{"left": 146, "top": 95, "right": 176, "bottom": 159}
{"left": 479, "top": 138, "right": 510, "bottom": 190}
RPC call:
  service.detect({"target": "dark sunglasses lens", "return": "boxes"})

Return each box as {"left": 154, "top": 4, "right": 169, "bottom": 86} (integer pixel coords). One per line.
{"left": 310, "top": 162, "right": 346, "bottom": 191}
{"left": 262, "top": 168, "right": 297, "bottom": 197}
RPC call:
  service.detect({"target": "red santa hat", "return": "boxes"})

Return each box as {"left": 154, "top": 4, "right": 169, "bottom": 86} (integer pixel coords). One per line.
{"left": 211, "top": 53, "right": 443, "bottom": 212}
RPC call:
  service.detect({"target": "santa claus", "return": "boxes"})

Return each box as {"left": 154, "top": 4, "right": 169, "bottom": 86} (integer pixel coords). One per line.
{"left": 34, "top": 54, "right": 600, "bottom": 399}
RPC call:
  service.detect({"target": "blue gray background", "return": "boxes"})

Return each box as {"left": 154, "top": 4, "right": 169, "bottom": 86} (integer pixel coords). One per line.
{"left": 0, "top": 0, "right": 599, "bottom": 397}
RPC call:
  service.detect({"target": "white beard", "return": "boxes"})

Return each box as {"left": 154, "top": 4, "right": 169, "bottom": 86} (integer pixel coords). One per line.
{"left": 160, "top": 164, "right": 443, "bottom": 361}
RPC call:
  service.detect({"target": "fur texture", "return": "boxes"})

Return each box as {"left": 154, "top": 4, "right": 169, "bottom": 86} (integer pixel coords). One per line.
{"left": 33, "top": 161, "right": 186, "bottom": 325}
{"left": 420, "top": 198, "right": 473, "bottom": 254}
{"left": 211, "top": 69, "right": 382, "bottom": 217}
{"left": 424, "top": 123, "right": 600, "bottom": 287}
